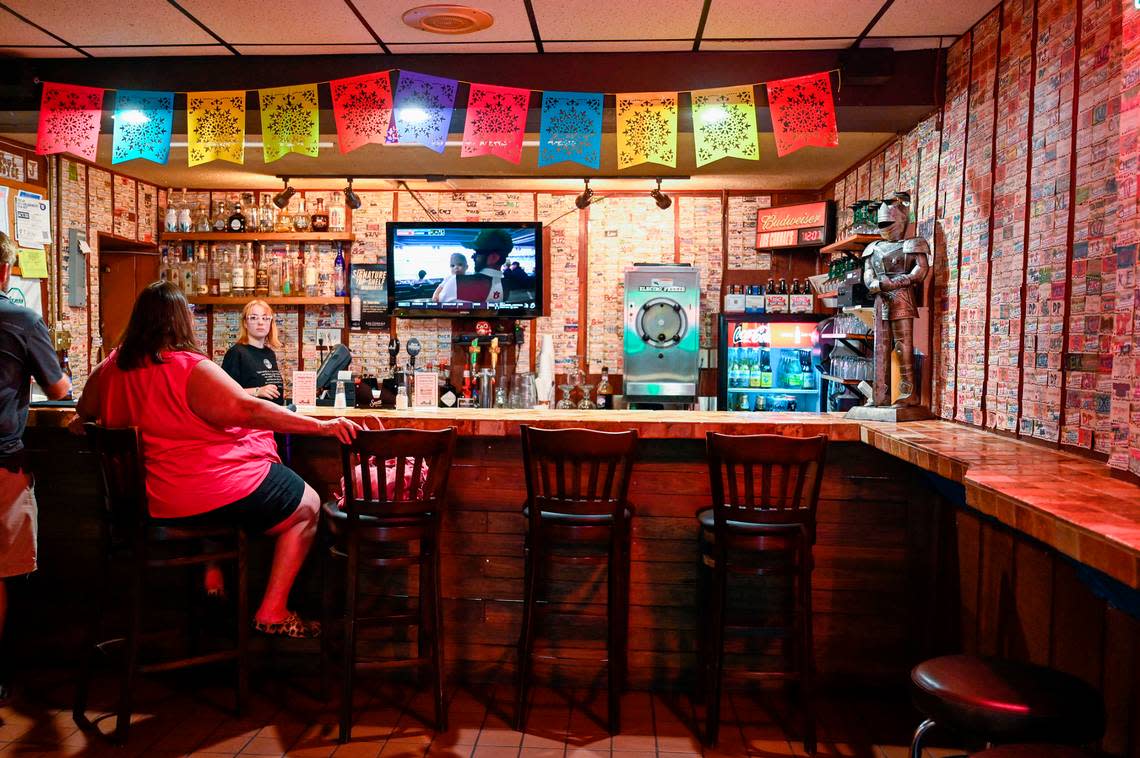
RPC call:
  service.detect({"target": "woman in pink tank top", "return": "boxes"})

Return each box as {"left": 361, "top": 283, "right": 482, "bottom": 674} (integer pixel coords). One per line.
{"left": 75, "top": 282, "right": 357, "bottom": 638}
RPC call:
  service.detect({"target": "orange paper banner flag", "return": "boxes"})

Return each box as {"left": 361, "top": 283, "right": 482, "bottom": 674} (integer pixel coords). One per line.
{"left": 187, "top": 90, "right": 246, "bottom": 166}
{"left": 615, "top": 92, "right": 678, "bottom": 169}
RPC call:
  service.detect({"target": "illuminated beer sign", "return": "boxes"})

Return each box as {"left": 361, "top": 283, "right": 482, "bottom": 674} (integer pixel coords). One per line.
{"left": 755, "top": 201, "right": 832, "bottom": 249}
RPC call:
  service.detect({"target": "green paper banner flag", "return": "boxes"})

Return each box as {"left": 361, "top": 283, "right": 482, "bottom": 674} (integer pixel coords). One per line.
{"left": 691, "top": 84, "right": 759, "bottom": 167}
{"left": 259, "top": 83, "right": 319, "bottom": 163}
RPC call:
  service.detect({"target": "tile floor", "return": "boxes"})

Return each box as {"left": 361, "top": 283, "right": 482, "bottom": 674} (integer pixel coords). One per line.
{"left": 0, "top": 670, "right": 969, "bottom": 757}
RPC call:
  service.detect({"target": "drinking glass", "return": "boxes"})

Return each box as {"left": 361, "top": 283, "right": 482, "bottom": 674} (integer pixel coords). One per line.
{"left": 577, "top": 383, "right": 596, "bottom": 410}
{"left": 510, "top": 372, "right": 538, "bottom": 409}
{"left": 556, "top": 384, "right": 576, "bottom": 410}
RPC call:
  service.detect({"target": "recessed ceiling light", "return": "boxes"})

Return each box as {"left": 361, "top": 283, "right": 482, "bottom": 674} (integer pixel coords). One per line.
{"left": 402, "top": 4, "right": 494, "bottom": 35}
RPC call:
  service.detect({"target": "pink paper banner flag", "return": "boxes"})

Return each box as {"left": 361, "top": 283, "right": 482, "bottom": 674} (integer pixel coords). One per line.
{"left": 461, "top": 82, "right": 530, "bottom": 163}
{"left": 330, "top": 71, "right": 394, "bottom": 154}
{"left": 36, "top": 82, "right": 104, "bottom": 161}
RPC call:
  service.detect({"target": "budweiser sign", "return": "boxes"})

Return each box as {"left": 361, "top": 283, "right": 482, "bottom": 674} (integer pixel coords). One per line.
{"left": 755, "top": 201, "right": 832, "bottom": 249}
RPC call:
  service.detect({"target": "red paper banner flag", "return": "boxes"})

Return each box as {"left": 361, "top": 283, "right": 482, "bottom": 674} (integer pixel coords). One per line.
{"left": 461, "top": 83, "right": 530, "bottom": 163}
{"left": 765, "top": 72, "right": 839, "bottom": 157}
{"left": 36, "top": 82, "right": 104, "bottom": 161}
{"left": 330, "top": 71, "right": 394, "bottom": 154}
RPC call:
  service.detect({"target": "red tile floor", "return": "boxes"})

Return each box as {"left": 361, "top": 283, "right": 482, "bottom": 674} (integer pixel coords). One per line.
{"left": 0, "top": 670, "right": 969, "bottom": 758}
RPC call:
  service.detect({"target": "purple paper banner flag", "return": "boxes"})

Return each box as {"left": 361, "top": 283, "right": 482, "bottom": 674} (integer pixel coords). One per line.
{"left": 393, "top": 71, "right": 458, "bottom": 153}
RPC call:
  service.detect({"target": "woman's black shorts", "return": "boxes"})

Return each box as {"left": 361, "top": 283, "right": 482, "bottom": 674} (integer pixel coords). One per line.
{"left": 156, "top": 463, "right": 306, "bottom": 534}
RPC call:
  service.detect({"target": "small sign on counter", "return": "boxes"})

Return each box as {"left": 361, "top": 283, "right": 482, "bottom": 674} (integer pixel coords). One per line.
{"left": 414, "top": 370, "right": 438, "bottom": 408}
{"left": 292, "top": 370, "right": 317, "bottom": 406}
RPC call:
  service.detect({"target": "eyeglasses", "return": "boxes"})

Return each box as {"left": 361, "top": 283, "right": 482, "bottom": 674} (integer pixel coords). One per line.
{"left": 246, "top": 315, "right": 273, "bottom": 323}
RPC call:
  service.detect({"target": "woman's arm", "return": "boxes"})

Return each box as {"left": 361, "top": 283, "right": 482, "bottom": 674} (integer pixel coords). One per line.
{"left": 187, "top": 359, "right": 356, "bottom": 443}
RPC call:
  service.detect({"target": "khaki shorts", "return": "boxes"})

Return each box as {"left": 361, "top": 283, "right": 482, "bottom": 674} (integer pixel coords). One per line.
{"left": 0, "top": 469, "right": 36, "bottom": 578}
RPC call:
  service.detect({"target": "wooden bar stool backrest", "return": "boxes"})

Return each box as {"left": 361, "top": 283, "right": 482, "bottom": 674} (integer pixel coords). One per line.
{"left": 86, "top": 423, "right": 148, "bottom": 530}
{"left": 520, "top": 426, "right": 638, "bottom": 524}
{"left": 339, "top": 427, "right": 458, "bottom": 522}
{"left": 705, "top": 433, "right": 828, "bottom": 534}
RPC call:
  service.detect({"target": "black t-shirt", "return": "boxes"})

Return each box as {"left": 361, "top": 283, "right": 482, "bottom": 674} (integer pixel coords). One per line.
{"left": 0, "top": 294, "right": 64, "bottom": 458}
{"left": 221, "top": 343, "right": 284, "bottom": 405}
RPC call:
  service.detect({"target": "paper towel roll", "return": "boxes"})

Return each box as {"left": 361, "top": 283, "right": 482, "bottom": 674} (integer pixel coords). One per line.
{"left": 536, "top": 334, "right": 555, "bottom": 404}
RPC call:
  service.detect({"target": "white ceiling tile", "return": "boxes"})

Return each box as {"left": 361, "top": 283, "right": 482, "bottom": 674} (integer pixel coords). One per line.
{"left": 861, "top": 37, "right": 952, "bottom": 51}
{"left": 86, "top": 45, "right": 234, "bottom": 57}
{"left": 700, "top": 39, "right": 853, "bottom": 51}
{"left": 177, "top": 0, "right": 376, "bottom": 44}
{"left": 354, "top": 0, "right": 534, "bottom": 44}
{"left": 2, "top": 0, "right": 215, "bottom": 46}
{"left": 543, "top": 40, "right": 693, "bottom": 52}
{"left": 532, "top": 0, "right": 704, "bottom": 41}
{"left": 0, "top": 46, "right": 84, "bottom": 58}
{"left": 235, "top": 44, "right": 383, "bottom": 55}
{"left": 387, "top": 41, "right": 538, "bottom": 53}
{"left": 0, "top": 8, "right": 63, "bottom": 46}
{"left": 871, "top": 0, "right": 997, "bottom": 37}
{"left": 704, "top": 0, "right": 884, "bottom": 39}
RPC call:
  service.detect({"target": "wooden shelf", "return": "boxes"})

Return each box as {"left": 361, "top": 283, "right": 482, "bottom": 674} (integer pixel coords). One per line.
{"left": 820, "top": 234, "right": 879, "bottom": 255}
{"left": 161, "top": 232, "right": 354, "bottom": 242}
{"left": 821, "top": 374, "right": 865, "bottom": 386}
{"left": 188, "top": 296, "right": 348, "bottom": 306}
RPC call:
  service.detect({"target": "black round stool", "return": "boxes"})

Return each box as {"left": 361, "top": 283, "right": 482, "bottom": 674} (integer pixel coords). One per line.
{"left": 910, "top": 655, "right": 1105, "bottom": 758}
{"left": 969, "top": 747, "right": 1090, "bottom": 758}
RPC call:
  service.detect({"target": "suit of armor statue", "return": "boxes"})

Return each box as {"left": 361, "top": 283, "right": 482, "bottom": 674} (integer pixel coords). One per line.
{"left": 861, "top": 193, "right": 930, "bottom": 406}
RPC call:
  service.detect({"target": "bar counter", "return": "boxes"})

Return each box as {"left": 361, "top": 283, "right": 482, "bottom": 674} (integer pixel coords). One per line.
{"left": 21, "top": 408, "right": 1140, "bottom": 711}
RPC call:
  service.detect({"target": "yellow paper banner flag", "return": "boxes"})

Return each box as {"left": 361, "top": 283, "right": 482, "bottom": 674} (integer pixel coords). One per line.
{"left": 692, "top": 85, "right": 759, "bottom": 166}
{"left": 260, "top": 83, "right": 320, "bottom": 163}
{"left": 616, "top": 92, "right": 677, "bottom": 169}
{"left": 187, "top": 90, "right": 245, "bottom": 166}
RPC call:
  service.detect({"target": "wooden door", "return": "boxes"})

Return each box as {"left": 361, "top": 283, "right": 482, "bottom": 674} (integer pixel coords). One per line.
{"left": 99, "top": 250, "right": 159, "bottom": 352}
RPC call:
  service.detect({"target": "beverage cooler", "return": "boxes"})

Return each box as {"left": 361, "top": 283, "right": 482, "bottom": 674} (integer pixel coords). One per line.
{"left": 717, "top": 314, "right": 826, "bottom": 413}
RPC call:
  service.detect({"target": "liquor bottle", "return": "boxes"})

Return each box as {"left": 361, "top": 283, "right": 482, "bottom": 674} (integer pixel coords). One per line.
{"left": 303, "top": 245, "right": 318, "bottom": 296}
{"left": 243, "top": 243, "right": 255, "bottom": 296}
{"left": 749, "top": 349, "right": 763, "bottom": 389}
{"left": 800, "top": 350, "right": 816, "bottom": 390}
{"left": 268, "top": 247, "right": 283, "bottom": 297}
{"left": 219, "top": 248, "right": 233, "bottom": 296}
{"left": 293, "top": 198, "right": 310, "bottom": 232}
{"left": 310, "top": 197, "right": 329, "bottom": 232}
{"left": 438, "top": 364, "right": 459, "bottom": 408}
{"left": 196, "top": 244, "right": 210, "bottom": 296}
{"left": 281, "top": 244, "right": 294, "bottom": 297}
{"left": 274, "top": 202, "right": 293, "bottom": 232}
{"left": 159, "top": 246, "right": 170, "bottom": 283}
{"left": 783, "top": 351, "right": 803, "bottom": 388}
{"left": 244, "top": 193, "right": 258, "bottom": 232}
{"left": 737, "top": 392, "right": 751, "bottom": 411}
{"left": 193, "top": 202, "right": 210, "bottom": 232}
{"left": 791, "top": 278, "right": 801, "bottom": 295}
{"left": 778, "top": 278, "right": 788, "bottom": 295}
{"left": 206, "top": 245, "right": 220, "bottom": 296}
{"left": 164, "top": 200, "right": 178, "bottom": 233}
{"left": 227, "top": 197, "right": 246, "bottom": 233}
{"left": 231, "top": 245, "right": 246, "bottom": 297}
{"left": 596, "top": 366, "right": 614, "bottom": 410}
{"left": 181, "top": 247, "right": 194, "bottom": 296}
{"left": 334, "top": 244, "right": 346, "bottom": 297}
{"left": 254, "top": 247, "right": 269, "bottom": 296}
{"left": 760, "top": 349, "right": 774, "bottom": 389}
{"left": 328, "top": 195, "right": 346, "bottom": 232}
{"left": 211, "top": 200, "right": 228, "bottom": 232}
{"left": 260, "top": 196, "right": 276, "bottom": 233}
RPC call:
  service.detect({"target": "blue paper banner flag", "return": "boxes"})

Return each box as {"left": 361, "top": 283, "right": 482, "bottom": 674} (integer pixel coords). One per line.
{"left": 392, "top": 71, "right": 458, "bottom": 153}
{"left": 111, "top": 90, "right": 174, "bottom": 164}
{"left": 538, "top": 91, "right": 603, "bottom": 169}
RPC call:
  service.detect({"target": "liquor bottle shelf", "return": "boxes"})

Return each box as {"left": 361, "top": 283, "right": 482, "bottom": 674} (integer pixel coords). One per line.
{"left": 162, "top": 232, "right": 354, "bottom": 242}
{"left": 188, "top": 296, "right": 349, "bottom": 306}
{"left": 820, "top": 234, "right": 878, "bottom": 255}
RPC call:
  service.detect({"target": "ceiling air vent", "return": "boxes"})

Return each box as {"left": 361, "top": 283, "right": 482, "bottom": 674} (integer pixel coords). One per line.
{"left": 402, "top": 5, "right": 495, "bottom": 34}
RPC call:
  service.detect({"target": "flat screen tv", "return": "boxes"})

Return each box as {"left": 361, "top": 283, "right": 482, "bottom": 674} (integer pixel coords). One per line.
{"left": 386, "top": 221, "right": 543, "bottom": 318}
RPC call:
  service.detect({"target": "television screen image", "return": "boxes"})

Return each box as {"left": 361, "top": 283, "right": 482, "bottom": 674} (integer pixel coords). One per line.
{"left": 387, "top": 222, "right": 543, "bottom": 318}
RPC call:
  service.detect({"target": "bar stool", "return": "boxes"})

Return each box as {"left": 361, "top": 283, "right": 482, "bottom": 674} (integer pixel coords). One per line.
{"left": 73, "top": 424, "right": 249, "bottom": 744}
{"left": 697, "top": 432, "right": 828, "bottom": 752}
{"left": 515, "top": 426, "right": 639, "bottom": 735}
{"left": 320, "top": 427, "right": 457, "bottom": 743}
{"left": 910, "top": 655, "right": 1106, "bottom": 758}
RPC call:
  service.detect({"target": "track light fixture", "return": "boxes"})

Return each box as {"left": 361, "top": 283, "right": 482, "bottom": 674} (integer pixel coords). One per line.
{"left": 574, "top": 179, "right": 594, "bottom": 210}
{"left": 344, "top": 178, "right": 362, "bottom": 210}
{"left": 650, "top": 178, "right": 671, "bottom": 210}
{"left": 272, "top": 178, "right": 296, "bottom": 209}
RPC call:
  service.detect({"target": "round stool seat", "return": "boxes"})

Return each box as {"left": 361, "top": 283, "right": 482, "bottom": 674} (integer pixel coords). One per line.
{"left": 912, "top": 655, "right": 1105, "bottom": 745}
{"left": 969, "top": 746, "right": 1090, "bottom": 758}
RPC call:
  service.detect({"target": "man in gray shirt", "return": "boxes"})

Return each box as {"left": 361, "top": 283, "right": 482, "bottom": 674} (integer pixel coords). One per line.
{"left": 0, "top": 231, "right": 70, "bottom": 704}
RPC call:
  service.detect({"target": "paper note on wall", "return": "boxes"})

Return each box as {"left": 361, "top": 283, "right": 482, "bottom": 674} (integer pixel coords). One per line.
{"left": 4, "top": 275, "right": 41, "bottom": 316}
{"left": 14, "top": 196, "right": 51, "bottom": 249}
{"left": 17, "top": 247, "right": 47, "bottom": 278}
{"left": 0, "top": 186, "right": 9, "bottom": 235}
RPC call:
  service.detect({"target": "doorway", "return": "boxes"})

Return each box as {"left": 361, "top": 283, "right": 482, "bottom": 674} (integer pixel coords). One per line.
{"left": 99, "top": 246, "right": 159, "bottom": 356}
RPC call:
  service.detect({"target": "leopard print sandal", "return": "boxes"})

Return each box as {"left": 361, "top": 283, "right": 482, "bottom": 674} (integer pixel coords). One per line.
{"left": 253, "top": 611, "right": 321, "bottom": 638}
